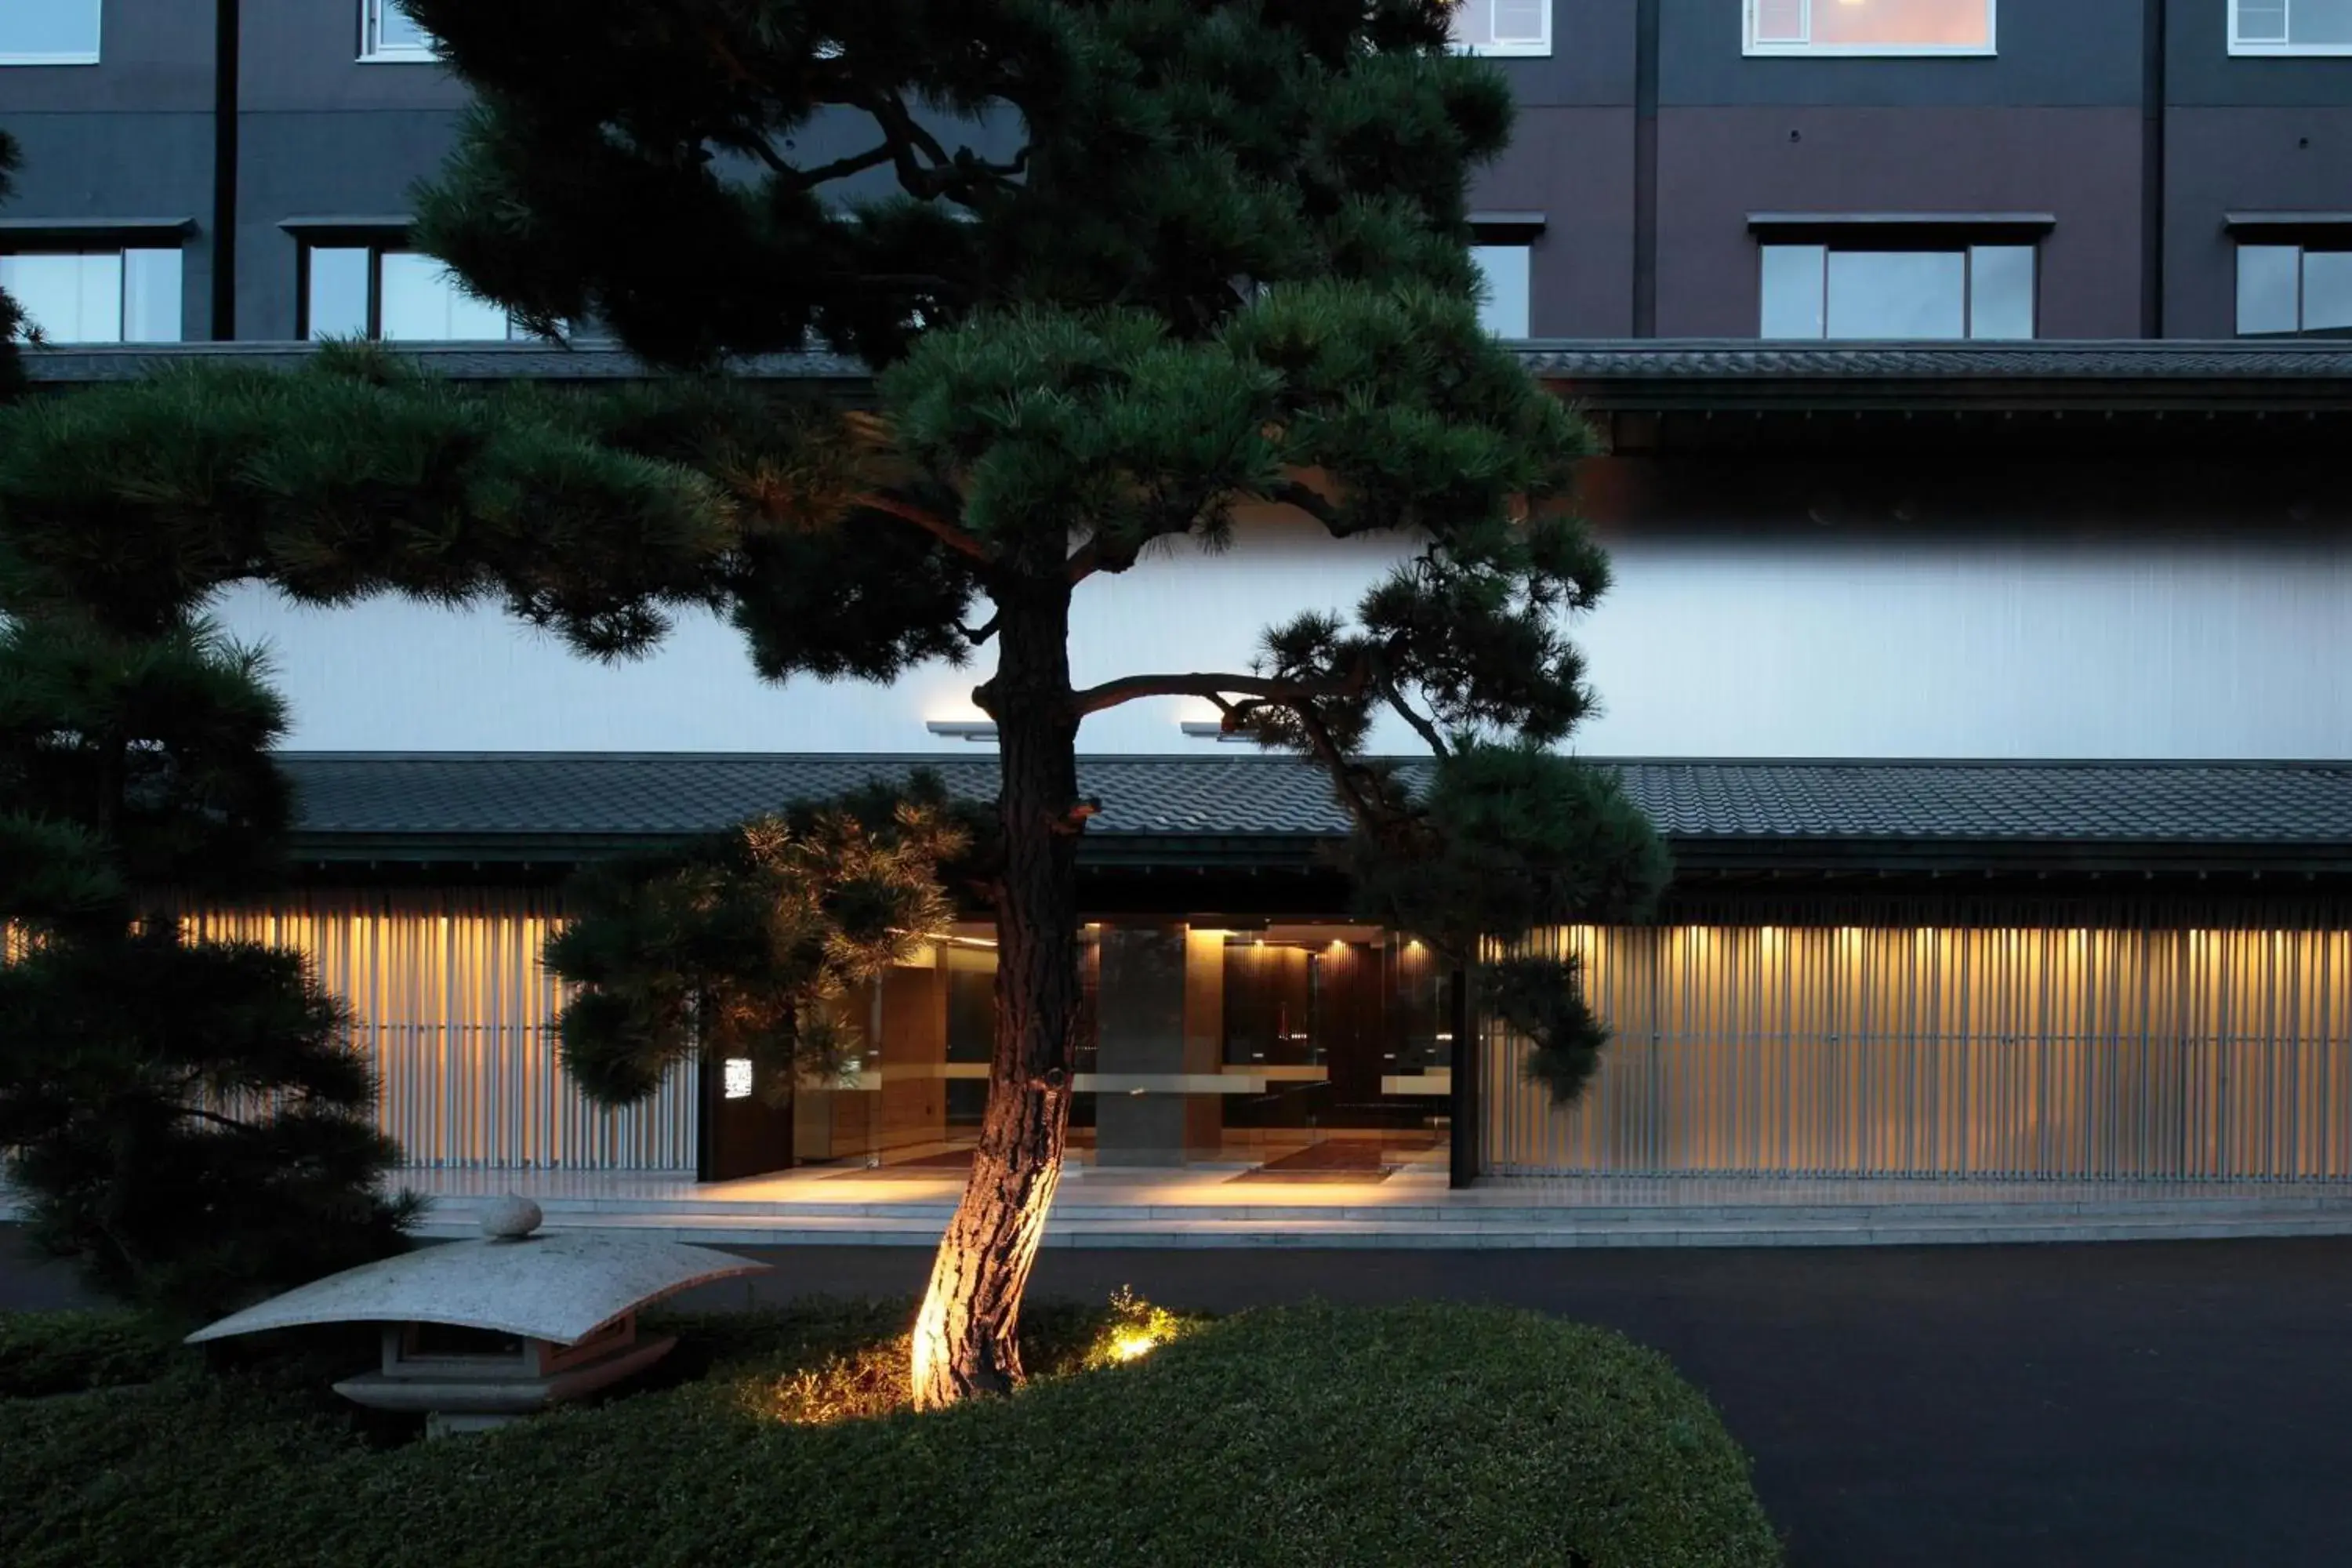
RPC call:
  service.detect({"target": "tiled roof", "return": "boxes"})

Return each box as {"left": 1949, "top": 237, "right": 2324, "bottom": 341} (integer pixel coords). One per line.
{"left": 28, "top": 339, "right": 2352, "bottom": 390}
{"left": 278, "top": 753, "right": 2352, "bottom": 851}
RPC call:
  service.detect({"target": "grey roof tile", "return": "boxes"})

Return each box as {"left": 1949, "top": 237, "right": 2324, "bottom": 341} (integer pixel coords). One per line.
{"left": 277, "top": 753, "right": 2352, "bottom": 848}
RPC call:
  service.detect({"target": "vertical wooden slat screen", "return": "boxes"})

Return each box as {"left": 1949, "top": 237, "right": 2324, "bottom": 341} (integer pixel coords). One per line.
{"left": 178, "top": 889, "right": 695, "bottom": 1171}
{"left": 1487, "top": 924, "right": 2352, "bottom": 1181}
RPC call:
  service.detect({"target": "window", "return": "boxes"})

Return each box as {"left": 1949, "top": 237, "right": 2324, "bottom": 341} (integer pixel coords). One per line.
{"left": 2232, "top": 1, "right": 2352, "bottom": 53}
{"left": 1746, "top": 0, "right": 1994, "bottom": 55}
{"left": 1469, "top": 245, "right": 1531, "bottom": 338}
{"left": 0, "top": 249, "right": 181, "bottom": 343}
{"left": 1450, "top": 0, "right": 1550, "bottom": 56}
{"left": 1760, "top": 243, "right": 2034, "bottom": 339}
{"left": 0, "top": 0, "right": 102, "bottom": 64}
{"left": 360, "top": 0, "right": 434, "bottom": 61}
{"left": 303, "top": 245, "right": 519, "bottom": 340}
{"left": 2238, "top": 245, "right": 2352, "bottom": 335}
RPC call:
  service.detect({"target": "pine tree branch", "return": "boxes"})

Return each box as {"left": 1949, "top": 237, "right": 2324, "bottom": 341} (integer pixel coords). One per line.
{"left": 857, "top": 493, "right": 993, "bottom": 562}
{"left": 1270, "top": 479, "right": 1344, "bottom": 531}
{"left": 1069, "top": 670, "right": 1358, "bottom": 718}
{"left": 1379, "top": 670, "right": 1450, "bottom": 758}
{"left": 789, "top": 142, "right": 899, "bottom": 189}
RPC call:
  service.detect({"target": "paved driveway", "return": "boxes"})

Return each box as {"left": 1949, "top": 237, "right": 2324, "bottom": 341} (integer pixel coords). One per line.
{"left": 699, "top": 1239, "right": 2352, "bottom": 1568}
{"left": 12, "top": 1227, "right": 2350, "bottom": 1565}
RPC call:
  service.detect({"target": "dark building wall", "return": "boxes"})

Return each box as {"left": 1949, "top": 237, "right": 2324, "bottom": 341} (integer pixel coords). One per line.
{"left": 1653, "top": 106, "right": 2145, "bottom": 337}
{"left": 233, "top": 0, "right": 466, "bottom": 340}
{"left": 1, "top": 0, "right": 218, "bottom": 337}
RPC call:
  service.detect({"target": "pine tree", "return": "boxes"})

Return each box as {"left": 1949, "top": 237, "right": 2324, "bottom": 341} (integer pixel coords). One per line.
{"left": 0, "top": 129, "right": 26, "bottom": 389}
{"left": 0, "top": 0, "right": 1668, "bottom": 1399}
{"left": 0, "top": 610, "right": 417, "bottom": 1319}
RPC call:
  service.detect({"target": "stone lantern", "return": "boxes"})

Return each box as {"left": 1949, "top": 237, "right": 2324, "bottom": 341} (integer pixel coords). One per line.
{"left": 186, "top": 1198, "right": 768, "bottom": 1436}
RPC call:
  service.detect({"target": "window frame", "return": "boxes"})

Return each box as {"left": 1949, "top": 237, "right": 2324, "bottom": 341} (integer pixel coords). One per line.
{"left": 0, "top": 240, "right": 183, "bottom": 343}
{"left": 1743, "top": 0, "right": 1998, "bottom": 58}
{"left": 358, "top": 0, "right": 435, "bottom": 63}
{"left": 1757, "top": 238, "right": 2039, "bottom": 341}
{"left": 298, "top": 237, "right": 529, "bottom": 343}
{"left": 2229, "top": 0, "right": 2352, "bottom": 56}
{"left": 0, "top": 0, "right": 103, "bottom": 66}
{"left": 2234, "top": 240, "right": 2352, "bottom": 336}
{"left": 1449, "top": 0, "right": 1553, "bottom": 59}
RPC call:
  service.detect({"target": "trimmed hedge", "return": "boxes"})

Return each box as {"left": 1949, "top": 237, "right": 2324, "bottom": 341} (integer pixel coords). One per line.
{"left": 0, "top": 1299, "right": 1780, "bottom": 1567}
{"left": 0, "top": 1309, "right": 180, "bottom": 1399}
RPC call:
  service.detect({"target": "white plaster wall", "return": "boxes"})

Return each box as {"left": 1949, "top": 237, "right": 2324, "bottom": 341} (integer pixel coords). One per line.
{"left": 213, "top": 521, "right": 2352, "bottom": 760}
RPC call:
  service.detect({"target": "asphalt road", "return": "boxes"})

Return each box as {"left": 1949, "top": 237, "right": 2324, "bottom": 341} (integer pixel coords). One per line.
{"left": 12, "top": 1228, "right": 2351, "bottom": 1566}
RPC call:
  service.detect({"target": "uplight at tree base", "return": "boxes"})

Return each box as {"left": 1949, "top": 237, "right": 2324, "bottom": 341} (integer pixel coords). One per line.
{"left": 1112, "top": 1332, "right": 1159, "bottom": 1362}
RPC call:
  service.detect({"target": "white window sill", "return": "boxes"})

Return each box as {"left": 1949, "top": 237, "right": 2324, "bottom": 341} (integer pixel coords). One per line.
{"left": 2230, "top": 43, "right": 2352, "bottom": 56}
{"left": 1457, "top": 42, "right": 1553, "bottom": 57}
{"left": 356, "top": 51, "right": 439, "bottom": 64}
{"left": 0, "top": 54, "right": 102, "bottom": 66}
{"left": 1744, "top": 44, "right": 1997, "bottom": 57}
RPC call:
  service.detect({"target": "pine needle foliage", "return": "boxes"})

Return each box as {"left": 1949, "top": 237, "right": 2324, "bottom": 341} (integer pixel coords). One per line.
{"left": 0, "top": 612, "right": 415, "bottom": 1322}
{"left": 547, "top": 772, "right": 987, "bottom": 1105}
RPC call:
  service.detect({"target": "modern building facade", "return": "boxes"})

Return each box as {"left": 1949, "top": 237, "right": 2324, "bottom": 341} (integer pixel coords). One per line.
{"left": 9, "top": 4, "right": 2352, "bottom": 1189}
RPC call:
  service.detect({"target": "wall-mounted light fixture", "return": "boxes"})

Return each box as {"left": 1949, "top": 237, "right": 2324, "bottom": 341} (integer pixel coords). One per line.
{"left": 926, "top": 720, "right": 998, "bottom": 742}
{"left": 1179, "top": 720, "right": 1253, "bottom": 743}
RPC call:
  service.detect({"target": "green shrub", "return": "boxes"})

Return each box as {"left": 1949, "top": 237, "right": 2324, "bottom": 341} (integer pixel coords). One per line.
{"left": 0, "top": 1309, "right": 181, "bottom": 1398}
{"left": 0, "top": 1300, "right": 1780, "bottom": 1567}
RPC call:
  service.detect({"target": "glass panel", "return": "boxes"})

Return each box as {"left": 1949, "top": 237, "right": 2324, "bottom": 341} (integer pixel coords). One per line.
{"left": 1759, "top": 245, "right": 1827, "bottom": 338}
{"left": 2236, "top": 245, "right": 2301, "bottom": 336}
{"left": 121, "top": 249, "right": 183, "bottom": 343}
{"left": 1809, "top": 0, "right": 1992, "bottom": 47}
{"left": 1468, "top": 245, "right": 1530, "bottom": 339}
{"left": 2301, "top": 250, "right": 2352, "bottom": 332}
{"left": 1490, "top": 0, "right": 1547, "bottom": 45}
{"left": 0, "top": 0, "right": 103, "bottom": 58}
{"left": 2235, "top": 0, "right": 2290, "bottom": 41}
{"left": 1753, "top": 0, "right": 1809, "bottom": 43}
{"left": 305, "top": 246, "right": 372, "bottom": 339}
{"left": 379, "top": 250, "right": 510, "bottom": 340}
{"left": 1965, "top": 245, "right": 2034, "bottom": 339}
{"left": 0, "top": 252, "right": 121, "bottom": 343}
{"left": 370, "top": 0, "right": 434, "bottom": 53}
{"left": 2290, "top": 0, "right": 2352, "bottom": 45}
{"left": 1824, "top": 249, "right": 1966, "bottom": 339}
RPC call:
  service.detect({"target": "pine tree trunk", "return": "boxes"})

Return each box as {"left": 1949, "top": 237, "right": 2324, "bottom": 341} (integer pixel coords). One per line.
{"left": 910, "top": 579, "right": 1082, "bottom": 1409}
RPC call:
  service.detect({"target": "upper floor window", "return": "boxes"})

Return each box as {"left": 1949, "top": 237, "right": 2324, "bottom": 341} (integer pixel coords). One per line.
{"left": 1450, "top": 0, "right": 1550, "bottom": 56}
{"left": 0, "top": 0, "right": 102, "bottom": 64}
{"left": 361, "top": 0, "right": 434, "bottom": 61}
{"left": 2237, "top": 244, "right": 2352, "bottom": 336}
{"left": 0, "top": 248, "right": 181, "bottom": 343}
{"left": 2233, "top": 1, "right": 2352, "bottom": 53}
{"left": 1469, "top": 245, "right": 1531, "bottom": 338}
{"left": 1745, "top": 0, "right": 1994, "bottom": 56}
{"left": 304, "top": 245, "right": 522, "bottom": 341}
{"left": 1760, "top": 243, "right": 2034, "bottom": 339}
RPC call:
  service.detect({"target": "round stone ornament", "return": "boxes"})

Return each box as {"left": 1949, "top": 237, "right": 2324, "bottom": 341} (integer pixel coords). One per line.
{"left": 480, "top": 1195, "right": 544, "bottom": 1240}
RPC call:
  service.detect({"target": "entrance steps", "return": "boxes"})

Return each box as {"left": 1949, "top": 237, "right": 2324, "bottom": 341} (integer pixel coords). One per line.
{"left": 402, "top": 1177, "right": 2352, "bottom": 1249}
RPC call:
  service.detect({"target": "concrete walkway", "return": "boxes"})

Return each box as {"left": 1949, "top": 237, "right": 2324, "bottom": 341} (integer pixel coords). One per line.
{"left": 390, "top": 1164, "right": 2352, "bottom": 1248}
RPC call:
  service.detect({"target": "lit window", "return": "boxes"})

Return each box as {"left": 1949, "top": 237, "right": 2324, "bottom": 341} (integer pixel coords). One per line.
{"left": 303, "top": 244, "right": 522, "bottom": 341}
{"left": 1469, "top": 245, "right": 1531, "bottom": 339}
{"left": 360, "top": 0, "right": 434, "bottom": 61}
{"left": 1450, "top": 0, "right": 1551, "bottom": 56}
{"left": 0, "top": 0, "right": 101, "bottom": 64}
{"left": 1746, "top": 0, "right": 1994, "bottom": 55}
{"left": 2232, "top": 0, "right": 2352, "bottom": 53}
{"left": 1760, "top": 244, "right": 2034, "bottom": 339}
{"left": 2237, "top": 244, "right": 2352, "bottom": 335}
{"left": 0, "top": 249, "right": 181, "bottom": 343}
